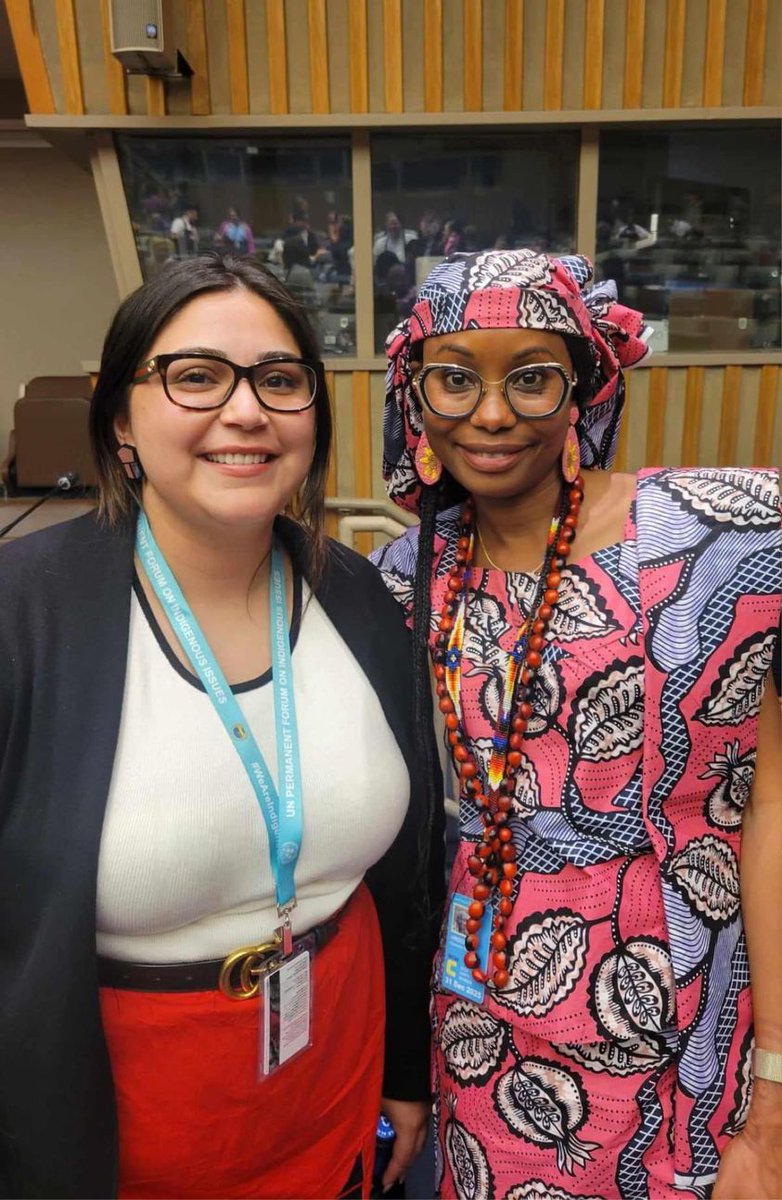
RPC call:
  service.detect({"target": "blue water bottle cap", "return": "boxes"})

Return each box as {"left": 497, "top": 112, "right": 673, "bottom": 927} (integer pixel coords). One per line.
{"left": 376, "top": 1114, "right": 395, "bottom": 1141}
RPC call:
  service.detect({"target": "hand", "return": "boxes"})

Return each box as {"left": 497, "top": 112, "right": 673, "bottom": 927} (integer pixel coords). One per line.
{"left": 713, "top": 1125, "right": 782, "bottom": 1198}
{"left": 379, "top": 1096, "right": 430, "bottom": 1193}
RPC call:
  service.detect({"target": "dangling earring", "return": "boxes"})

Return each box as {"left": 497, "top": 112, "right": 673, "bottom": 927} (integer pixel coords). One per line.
{"left": 561, "top": 406, "right": 581, "bottom": 484}
{"left": 117, "top": 444, "right": 143, "bottom": 481}
{"left": 414, "top": 431, "right": 443, "bottom": 486}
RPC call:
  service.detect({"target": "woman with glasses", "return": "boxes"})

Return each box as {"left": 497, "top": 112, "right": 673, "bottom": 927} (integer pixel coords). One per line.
{"left": 0, "top": 254, "right": 442, "bottom": 1199}
{"left": 371, "top": 250, "right": 782, "bottom": 1198}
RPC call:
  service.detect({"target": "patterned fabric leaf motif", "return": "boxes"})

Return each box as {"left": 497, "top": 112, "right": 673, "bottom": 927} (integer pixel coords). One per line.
{"left": 571, "top": 660, "right": 644, "bottom": 761}
{"left": 439, "top": 1000, "right": 508, "bottom": 1086}
{"left": 526, "top": 658, "right": 564, "bottom": 738}
{"left": 722, "top": 1028, "right": 754, "bottom": 1137}
{"left": 701, "top": 740, "right": 756, "bottom": 831}
{"left": 493, "top": 1058, "right": 600, "bottom": 1174}
{"left": 504, "top": 1183, "right": 601, "bottom": 1200}
{"left": 552, "top": 1035, "right": 668, "bottom": 1077}
{"left": 669, "top": 835, "right": 740, "bottom": 927}
{"left": 492, "top": 910, "right": 589, "bottom": 1018}
{"left": 444, "top": 1099, "right": 495, "bottom": 1200}
{"left": 695, "top": 632, "right": 776, "bottom": 726}
{"left": 512, "top": 754, "right": 542, "bottom": 819}
{"left": 548, "top": 570, "right": 619, "bottom": 642}
{"left": 666, "top": 468, "right": 779, "bottom": 527}
{"left": 590, "top": 939, "right": 676, "bottom": 1042}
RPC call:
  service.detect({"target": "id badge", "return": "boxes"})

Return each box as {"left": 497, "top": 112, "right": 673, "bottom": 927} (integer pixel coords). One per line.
{"left": 260, "top": 949, "right": 312, "bottom": 1077}
{"left": 440, "top": 892, "right": 491, "bottom": 1004}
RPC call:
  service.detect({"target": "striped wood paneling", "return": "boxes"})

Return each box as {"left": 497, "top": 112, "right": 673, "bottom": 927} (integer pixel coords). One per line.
{"left": 12, "top": 0, "right": 781, "bottom": 116}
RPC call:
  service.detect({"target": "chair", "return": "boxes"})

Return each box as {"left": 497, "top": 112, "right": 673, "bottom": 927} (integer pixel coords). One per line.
{"left": 2, "top": 375, "right": 96, "bottom": 493}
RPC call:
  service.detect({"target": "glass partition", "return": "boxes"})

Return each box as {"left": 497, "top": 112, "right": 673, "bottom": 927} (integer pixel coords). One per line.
{"left": 115, "top": 135, "right": 356, "bottom": 358}
{"left": 370, "top": 131, "right": 580, "bottom": 352}
{"left": 596, "top": 126, "right": 781, "bottom": 352}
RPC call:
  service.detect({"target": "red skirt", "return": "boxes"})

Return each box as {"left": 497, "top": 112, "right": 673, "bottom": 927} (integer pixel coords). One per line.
{"left": 99, "top": 884, "right": 384, "bottom": 1199}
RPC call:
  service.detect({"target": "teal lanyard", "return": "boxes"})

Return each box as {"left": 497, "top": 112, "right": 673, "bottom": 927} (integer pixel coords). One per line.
{"left": 135, "top": 513, "right": 302, "bottom": 921}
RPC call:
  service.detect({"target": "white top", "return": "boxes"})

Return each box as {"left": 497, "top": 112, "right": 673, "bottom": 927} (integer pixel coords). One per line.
{"left": 96, "top": 578, "right": 410, "bottom": 962}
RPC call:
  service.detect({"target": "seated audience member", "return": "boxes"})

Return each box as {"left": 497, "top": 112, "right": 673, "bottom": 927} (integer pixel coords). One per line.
{"left": 214, "top": 207, "right": 256, "bottom": 256}
{"left": 373, "top": 212, "right": 416, "bottom": 264}
{"left": 170, "top": 207, "right": 199, "bottom": 256}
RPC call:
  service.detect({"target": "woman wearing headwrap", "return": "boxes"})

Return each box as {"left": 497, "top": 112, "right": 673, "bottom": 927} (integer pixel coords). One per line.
{"left": 371, "top": 250, "right": 782, "bottom": 1199}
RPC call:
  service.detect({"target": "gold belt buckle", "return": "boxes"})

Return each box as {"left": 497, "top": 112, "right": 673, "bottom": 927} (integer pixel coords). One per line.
{"left": 218, "top": 935, "right": 283, "bottom": 1000}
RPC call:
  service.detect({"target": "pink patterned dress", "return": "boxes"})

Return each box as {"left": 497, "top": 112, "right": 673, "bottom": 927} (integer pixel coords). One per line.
{"left": 371, "top": 468, "right": 781, "bottom": 1200}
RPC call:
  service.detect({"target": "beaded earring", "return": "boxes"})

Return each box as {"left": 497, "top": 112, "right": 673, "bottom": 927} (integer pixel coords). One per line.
{"left": 414, "top": 431, "right": 443, "bottom": 486}
{"left": 117, "top": 444, "right": 143, "bottom": 481}
{"left": 561, "top": 406, "right": 581, "bottom": 484}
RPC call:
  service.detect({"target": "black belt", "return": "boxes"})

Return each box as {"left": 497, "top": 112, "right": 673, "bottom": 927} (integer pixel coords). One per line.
{"left": 97, "top": 913, "right": 340, "bottom": 999}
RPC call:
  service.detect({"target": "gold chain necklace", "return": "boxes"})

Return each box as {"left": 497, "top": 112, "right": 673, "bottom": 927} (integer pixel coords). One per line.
{"left": 475, "top": 523, "right": 543, "bottom": 577}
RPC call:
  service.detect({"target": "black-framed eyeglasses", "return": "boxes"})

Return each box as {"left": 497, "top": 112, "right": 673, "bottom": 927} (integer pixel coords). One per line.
{"left": 415, "top": 361, "right": 576, "bottom": 420}
{"left": 133, "top": 352, "right": 322, "bottom": 413}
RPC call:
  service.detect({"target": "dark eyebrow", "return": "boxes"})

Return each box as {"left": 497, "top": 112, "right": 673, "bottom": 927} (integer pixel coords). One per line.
{"left": 167, "top": 347, "right": 301, "bottom": 361}
{"left": 432, "top": 342, "right": 565, "bottom": 365}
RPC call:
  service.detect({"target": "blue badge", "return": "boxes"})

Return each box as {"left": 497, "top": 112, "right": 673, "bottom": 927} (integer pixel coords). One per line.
{"left": 440, "top": 892, "right": 491, "bottom": 1004}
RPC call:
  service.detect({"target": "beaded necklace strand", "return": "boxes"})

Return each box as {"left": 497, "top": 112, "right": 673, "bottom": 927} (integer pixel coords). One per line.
{"left": 432, "top": 475, "right": 584, "bottom": 989}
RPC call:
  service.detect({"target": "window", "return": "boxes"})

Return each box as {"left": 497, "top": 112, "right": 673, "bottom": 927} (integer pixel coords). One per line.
{"left": 115, "top": 135, "right": 356, "bottom": 358}
{"left": 370, "top": 131, "right": 580, "bottom": 352}
{"left": 596, "top": 126, "right": 782, "bottom": 352}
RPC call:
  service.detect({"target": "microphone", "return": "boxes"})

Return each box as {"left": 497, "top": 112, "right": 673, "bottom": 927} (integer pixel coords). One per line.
{"left": 56, "top": 471, "right": 79, "bottom": 492}
{"left": 0, "top": 471, "right": 81, "bottom": 540}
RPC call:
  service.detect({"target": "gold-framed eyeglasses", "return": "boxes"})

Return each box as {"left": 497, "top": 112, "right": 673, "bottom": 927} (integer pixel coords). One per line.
{"left": 133, "top": 352, "right": 322, "bottom": 413}
{"left": 415, "top": 361, "right": 576, "bottom": 420}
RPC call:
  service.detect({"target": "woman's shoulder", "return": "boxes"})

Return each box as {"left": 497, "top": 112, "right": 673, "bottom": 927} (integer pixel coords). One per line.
{"left": 635, "top": 465, "right": 780, "bottom": 532}
{"left": 369, "top": 505, "right": 462, "bottom": 579}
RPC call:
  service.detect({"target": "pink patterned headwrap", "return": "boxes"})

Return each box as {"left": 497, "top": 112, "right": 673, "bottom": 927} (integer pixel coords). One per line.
{"left": 383, "top": 249, "right": 650, "bottom": 514}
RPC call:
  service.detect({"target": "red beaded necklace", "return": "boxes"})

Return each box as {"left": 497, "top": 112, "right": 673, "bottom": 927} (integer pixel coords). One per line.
{"left": 432, "top": 476, "right": 584, "bottom": 989}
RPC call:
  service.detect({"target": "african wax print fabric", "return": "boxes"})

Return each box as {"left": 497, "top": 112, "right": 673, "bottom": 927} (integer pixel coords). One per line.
{"left": 381, "top": 250, "right": 650, "bottom": 516}
{"left": 370, "top": 467, "right": 781, "bottom": 1198}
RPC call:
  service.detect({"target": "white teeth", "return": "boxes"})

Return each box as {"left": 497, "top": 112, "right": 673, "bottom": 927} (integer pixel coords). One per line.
{"left": 204, "top": 452, "right": 270, "bottom": 464}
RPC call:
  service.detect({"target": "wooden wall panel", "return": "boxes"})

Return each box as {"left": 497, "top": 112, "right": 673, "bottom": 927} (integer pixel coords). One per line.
{"left": 743, "top": 0, "right": 767, "bottom": 106}
{"left": 600, "top": 0, "right": 625, "bottom": 110}
{"left": 145, "top": 75, "right": 165, "bottom": 116}
{"left": 186, "top": 0, "right": 211, "bottom": 115}
{"left": 760, "top": 0, "right": 781, "bottom": 104}
{"left": 482, "top": 0, "right": 505, "bottom": 113}
{"left": 401, "top": 0, "right": 425, "bottom": 111}
{"left": 680, "top": 366, "right": 704, "bottom": 466}
{"left": 661, "top": 364, "right": 687, "bottom": 466}
{"left": 351, "top": 371, "right": 373, "bottom": 553}
{"left": 366, "top": 0, "right": 385, "bottom": 113}
{"left": 6, "top": 0, "right": 55, "bottom": 112}
{"left": 661, "top": 0, "right": 686, "bottom": 107}
{"left": 307, "top": 0, "right": 330, "bottom": 114}
{"left": 716, "top": 365, "right": 741, "bottom": 464}
{"left": 97, "top": 0, "right": 127, "bottom": 115}
{"left": 204, "top": 0, "right": 231, "bottom": 115}
{"left": 246, "top": 0, "right": 271, "bottom": 113}
{"left": 754, "top": 366, "right": 780, "bottom": 466}
{"left": 442, "top": 0, "right": 464, "bottom": 113}
{"left": 76, "top": 0, "right": 109, "bottom": 115}
{"left": 332, "top": 372, "right": 355, "bottom": 497}
{"left": 679, "top": 0, "right": 706, "bottom": 107}
{"left": 645, "top": 367, "right": 668, "bottom": 464}
{"left": 502, "top": 0, "right": 524, "bottom": 110}
{"left": 326, "top": 0, "right": 350, "bottom": 113}
{"left": 561, "top": 0, "right": 586, "bottom": 112}
{"left": 285, "top": 0, "right": 311, "bottom": 113}
{"left": 641, "top": 0, "right": 666, "bottom": 108}
{"left": 542, "top": 0, "right": 565, "bottom": 109}
{"left": 370, "top": 372, "right": 387, "bottom": 499}
{"left": 463, "top": 0, "right": 482, "bottom": 112}
{"left": 734, "top": 367, "right": 760, "bottom": 465}
{"left": 423, "top": 0, "right": 444, "bottom": 111}
{"left": 348, "top": 0, "right": 369, "bottom": 113}
{"left": 31, "top": 0, "right": 65, "bottom": 113}
{"left": 622, "top": 0, "right": 645, "bottom": 108}
{"left": 699, "top": 369, "right": 724, "bottom": 465}
{"left": 226, "top": 0, "right": 250, "bottom": 114}
{"left": 702, "top": 0, "right": 727, "bottom": 106}
{"left": 582, "top": 0, "right": 604, "bottom": 109}
{"left": 380, "top": 0, "right": 403, "bottom": 113}
{"left": 521, "top": 0, "right": 545, "bottom": 111}
{"left": 165, "top": 2, "right": 194, "bottom": 116}
{"left": 266, "top": 0, "right": 289, "bottom": 114}
{"left": 721, "top": 0, "right": 748, "bottom": 107}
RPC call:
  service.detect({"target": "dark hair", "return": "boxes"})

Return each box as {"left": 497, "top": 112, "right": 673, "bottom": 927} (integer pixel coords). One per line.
{"left": 89, "top": 252, "right": 332, "bottom": 578}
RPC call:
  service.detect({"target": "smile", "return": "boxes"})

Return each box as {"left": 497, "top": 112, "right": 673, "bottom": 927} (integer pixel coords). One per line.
{"left": 203, "top": 452, "right": 271, "bottom": 464}
{"left": 457, "top": 445, "right": 528, "bottom": 473}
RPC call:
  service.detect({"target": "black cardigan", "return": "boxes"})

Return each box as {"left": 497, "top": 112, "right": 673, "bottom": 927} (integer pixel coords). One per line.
{"left": 0, "top": 513, "right": 444, "bottom": 1199}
